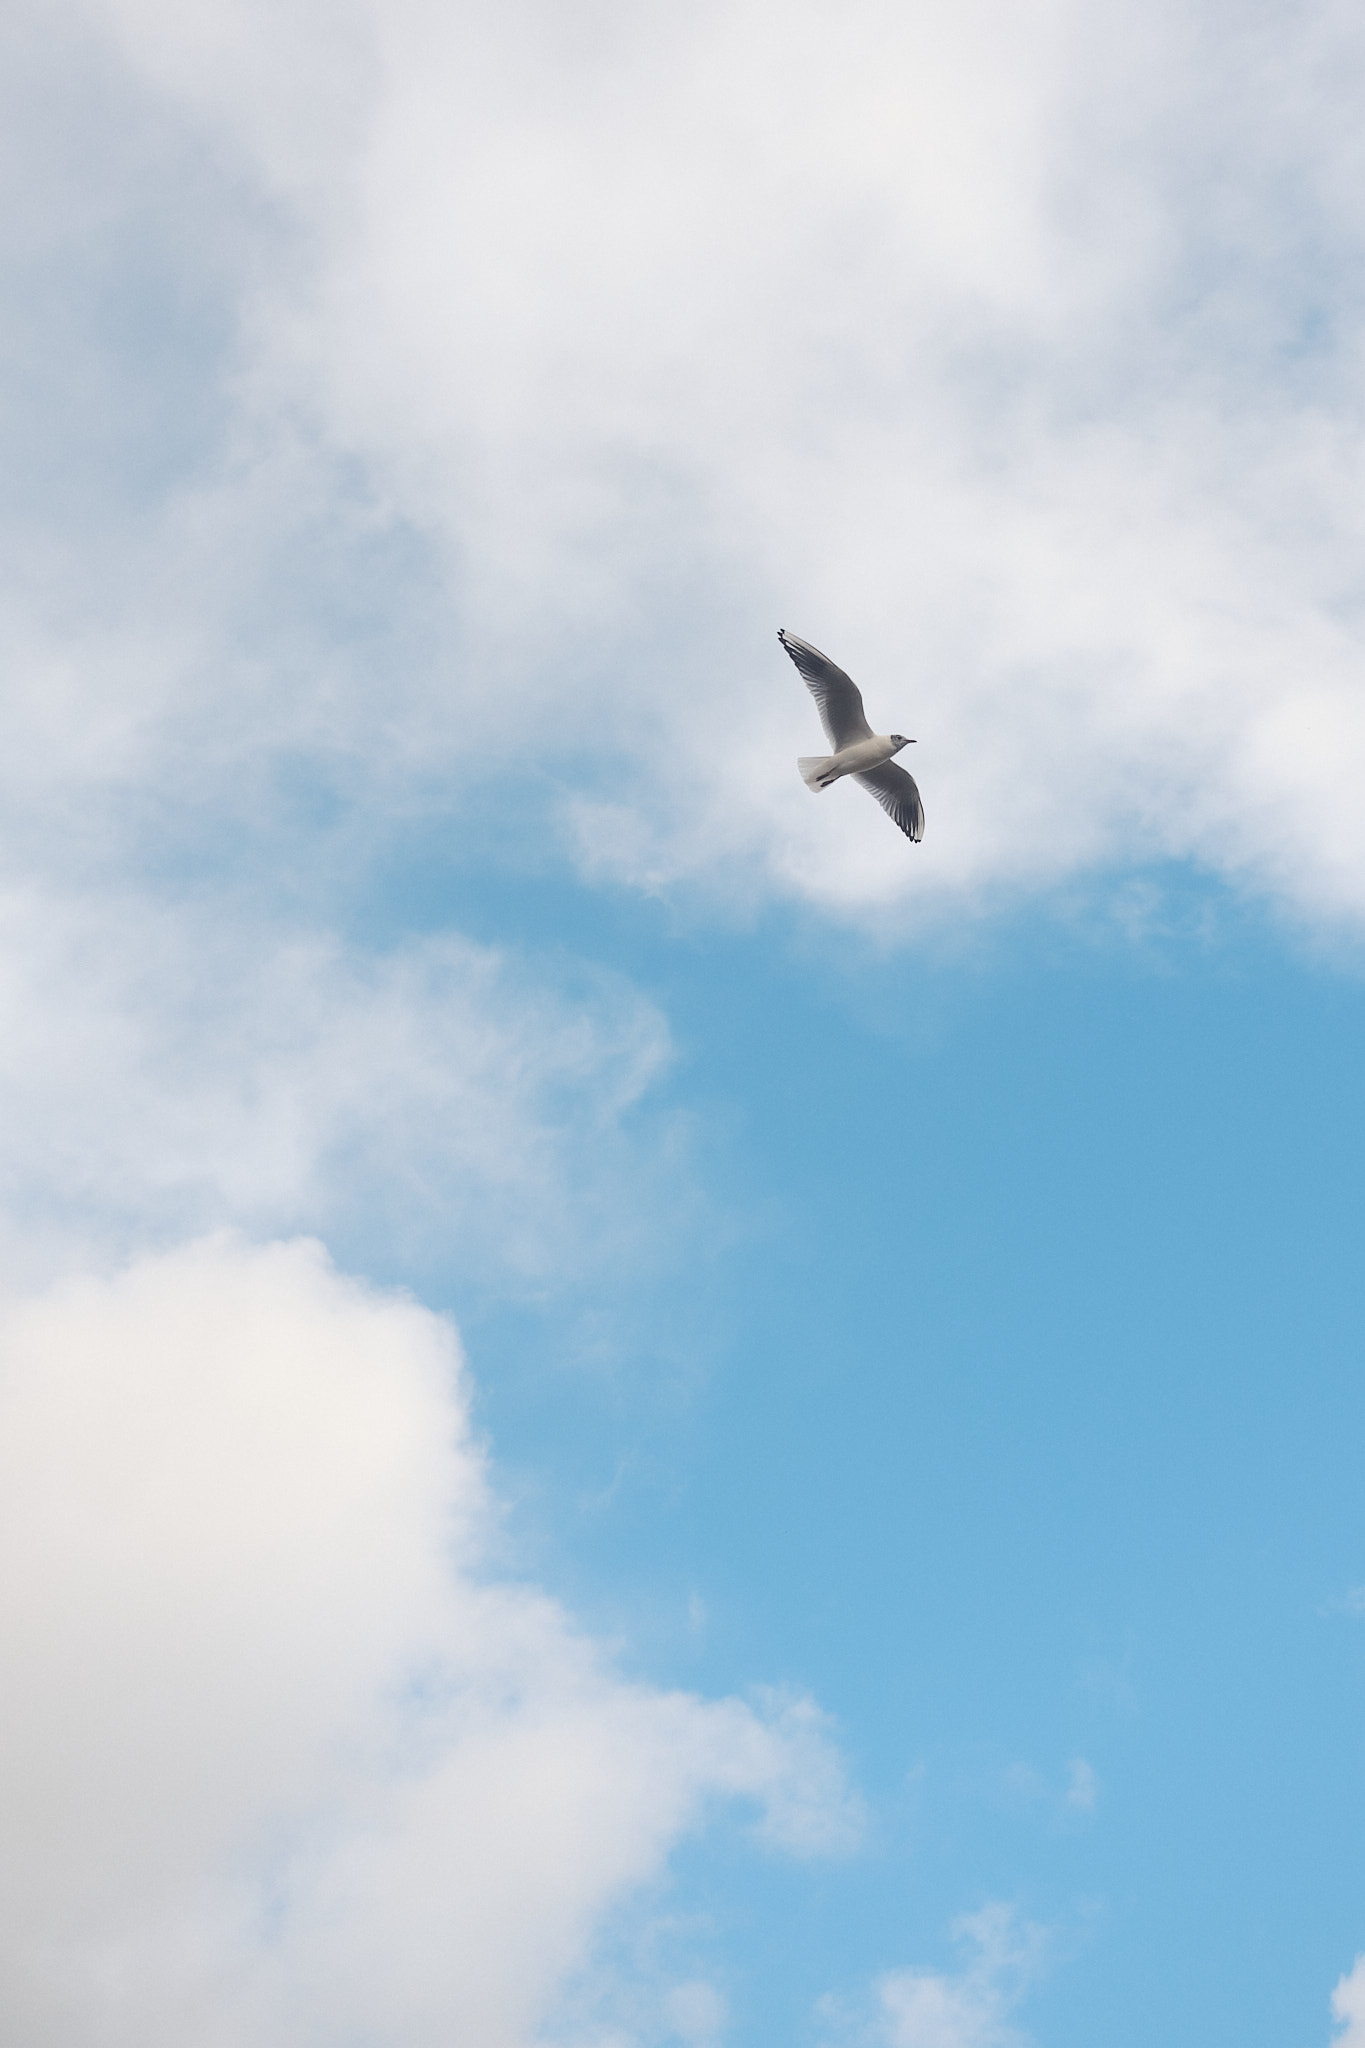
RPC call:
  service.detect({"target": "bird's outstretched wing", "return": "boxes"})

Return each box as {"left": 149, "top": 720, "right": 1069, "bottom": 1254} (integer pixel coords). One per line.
{"left": 778, "top": 629, "right": 873, "bottom": 750}
{"left": 854, "top": 761, "right": 925, "bottom": 843}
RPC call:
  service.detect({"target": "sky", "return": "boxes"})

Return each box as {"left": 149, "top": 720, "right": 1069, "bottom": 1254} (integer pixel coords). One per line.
{"left": 4, "top": 0, "right": 1365, "bottom": 2043}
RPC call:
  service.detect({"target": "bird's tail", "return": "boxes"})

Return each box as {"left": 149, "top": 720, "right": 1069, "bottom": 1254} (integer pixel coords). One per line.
{"left": 798, "top": 755, "right": 837, "bottom": 790}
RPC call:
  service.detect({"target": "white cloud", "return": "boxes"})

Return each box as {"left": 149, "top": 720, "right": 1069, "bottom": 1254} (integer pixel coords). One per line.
{"left": 999, "top": 1754, "right": 1098, "bottom": 1821}
{"left": 824, "top": 1904, "right": 1047, "bottom": 2048}
{"left": 1063, "top": 1758, "right": 1098, "bottom": 1813}
{"left": 663, "top": 1980, "right": 729, "bottom": 2046}
{"left": 2, "top": 0, "right": 1357, "bottom": 934}
{"left": 1334, "top": 1955, "right": 1365, "bottom": 2046}
{"left": 0, "top": 884, "right": 683, "bottom": 1289}
{"left": 0, "top": 1233, "right": 860, "bottom": 2047}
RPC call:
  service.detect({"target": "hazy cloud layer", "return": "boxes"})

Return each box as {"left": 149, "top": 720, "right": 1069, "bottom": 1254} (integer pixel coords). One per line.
{"left": 5, "top": 0, "right": 1365, "bottom": 929}
{"left": 0, "top": 884, "right": 681, "bottom": 1288}
{"left": 0, "top": 1234, "right": 861, "bottom": 2047}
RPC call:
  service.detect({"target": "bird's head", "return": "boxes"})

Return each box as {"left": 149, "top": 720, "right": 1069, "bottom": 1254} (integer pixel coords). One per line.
{"left": 890, "top": 734, "right": 914, "bottom": 752}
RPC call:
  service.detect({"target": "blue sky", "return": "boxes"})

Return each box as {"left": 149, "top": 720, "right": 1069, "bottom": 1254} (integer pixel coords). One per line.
{"left": 5, "top": 3, "right": 1365, "bottom": 2045}
{"left": 451, "top": 885, "right": 1365, "bottom": 2045}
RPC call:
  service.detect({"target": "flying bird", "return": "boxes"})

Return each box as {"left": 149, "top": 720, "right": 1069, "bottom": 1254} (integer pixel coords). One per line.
{"left": 778, "top": 628, "right": 924, "bottom": 842}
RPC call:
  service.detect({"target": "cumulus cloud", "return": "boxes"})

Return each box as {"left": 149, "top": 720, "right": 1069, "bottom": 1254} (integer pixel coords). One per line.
{"left": 0, "top": 1233, "right": 861, "bottom": 2047}
{"left": 822, "top": 1904, "right": 1047, "bottom": 2048}
{"left": 5, "top": 0, "right": 1363, "bottom": 931}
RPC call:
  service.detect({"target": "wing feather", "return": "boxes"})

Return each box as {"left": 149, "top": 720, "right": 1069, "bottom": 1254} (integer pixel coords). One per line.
{"left": 778, "top": 629, "right": 873, "bottom": 749}
{"left": 853, "top": 761, "right": 925, "bottom": 843}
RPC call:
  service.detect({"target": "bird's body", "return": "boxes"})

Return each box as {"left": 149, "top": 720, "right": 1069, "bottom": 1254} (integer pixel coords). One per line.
{"left": 778, "top": 628, "right": 925, "bottom": 842}
{"left": 797, "top": 734, "right": 904, "bottom": 787}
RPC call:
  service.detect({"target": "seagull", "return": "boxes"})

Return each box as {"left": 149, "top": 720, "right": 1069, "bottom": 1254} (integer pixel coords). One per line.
{"left": 778, "top": 628, "right": 925, "bottom": 843}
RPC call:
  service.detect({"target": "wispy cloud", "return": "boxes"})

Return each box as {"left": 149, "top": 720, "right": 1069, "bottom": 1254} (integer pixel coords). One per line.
{"left": 1063, "top": 1757, "right": 1099, "bottom": 1814}
{"left": 822, "top": 1903, "right": 1049, "bottom": 2048}
{"left": 0, "top": 885, "right": 685, "bottom": 1290}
